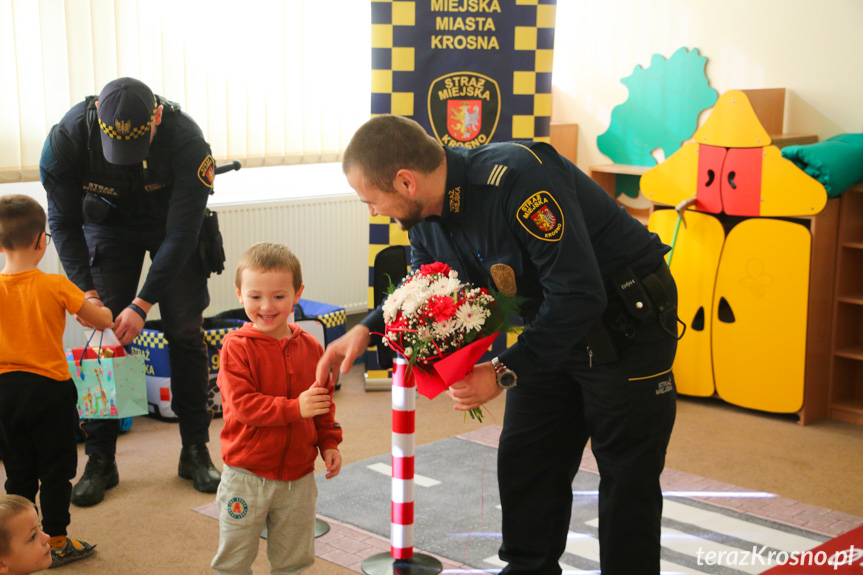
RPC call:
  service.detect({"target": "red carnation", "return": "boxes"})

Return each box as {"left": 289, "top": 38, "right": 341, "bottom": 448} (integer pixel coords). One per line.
{"left": 425, "top": 295, "right": 457, "bottom": 323}
{"left": 419, "top": 262, "right": 451, "bottom": 277}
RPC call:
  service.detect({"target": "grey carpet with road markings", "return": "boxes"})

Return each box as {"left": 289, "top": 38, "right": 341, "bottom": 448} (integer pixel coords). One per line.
{"left": 314, "top": 437, "right": 829, "bottom": 574}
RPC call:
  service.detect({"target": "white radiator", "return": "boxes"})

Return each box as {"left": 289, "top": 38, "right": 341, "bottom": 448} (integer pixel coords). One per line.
{"left": 207, "top": 195, "right": 369, "bottom": 315}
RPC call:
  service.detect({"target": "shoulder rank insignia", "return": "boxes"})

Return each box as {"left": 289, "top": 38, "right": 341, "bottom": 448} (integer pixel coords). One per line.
{"left": 470, "top": 163, "right": 509, "bottom": 187}
{"left": 517, "top": 191, "right": 564, "bottom": 241}
{"left": 198, "top": 155, "right": 215, "bottom": 188}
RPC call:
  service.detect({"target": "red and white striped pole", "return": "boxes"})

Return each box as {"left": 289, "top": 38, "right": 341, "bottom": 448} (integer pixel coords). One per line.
{"left": 391, "top": 354, "right": 416, "bottom": 558}
{"left": 363, "top": 355, "right": 442, "bottom": 574}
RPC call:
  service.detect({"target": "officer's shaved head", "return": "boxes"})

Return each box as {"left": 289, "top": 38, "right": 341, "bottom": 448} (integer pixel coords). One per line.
{"left": 343, "top": 115, "right": 445, "bottom": 194}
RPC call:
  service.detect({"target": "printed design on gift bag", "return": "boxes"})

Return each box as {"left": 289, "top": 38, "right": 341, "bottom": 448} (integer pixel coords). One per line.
{"left": 70, "top": 330, "right": 148, "bottom": 419}
{"left": 77, "top": 363, "right": 120, "bottom": 418}
{"left": 227, "top": 497, "right": 248, "bottom": 519}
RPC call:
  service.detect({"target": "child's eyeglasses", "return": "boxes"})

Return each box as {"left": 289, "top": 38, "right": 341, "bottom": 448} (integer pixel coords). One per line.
{"left": 36, "top": 232, "right": 52, "bottom": 249}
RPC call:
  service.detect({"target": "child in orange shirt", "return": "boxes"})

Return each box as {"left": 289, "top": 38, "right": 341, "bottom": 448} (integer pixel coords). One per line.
{"left": 0, "top": 194, "right": 113, "bottom": 568}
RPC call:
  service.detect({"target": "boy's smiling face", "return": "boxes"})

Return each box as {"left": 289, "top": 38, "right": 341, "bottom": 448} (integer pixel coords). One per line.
{"left": 0, "top": 506, "right": 52, "bottom": 574}
{"left": 235, "top": 268, "right": 303, "bottom": 340}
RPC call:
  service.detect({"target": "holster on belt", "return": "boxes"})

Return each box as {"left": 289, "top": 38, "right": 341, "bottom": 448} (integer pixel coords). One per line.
{"left": 583, "top": 261, "right": 678, "bottom": 364}
{"left": 197, "top": 209, "right": 226, "bottom": 277}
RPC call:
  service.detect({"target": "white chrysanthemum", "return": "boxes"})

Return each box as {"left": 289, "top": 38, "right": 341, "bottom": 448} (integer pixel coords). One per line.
{"left": 456, "top": 303, "right": 488, "bottom": 332}
{"left": 432, "top": 317, "right": 458, "bottom": 338}
{"left": 431, "top": 276, "right": 462, "bottom": 297}
{"left": 401, "top": 290, "right": 426, "bottom": 316}
{"left": 382, "top": 292, "right": 405, "bottom": 322}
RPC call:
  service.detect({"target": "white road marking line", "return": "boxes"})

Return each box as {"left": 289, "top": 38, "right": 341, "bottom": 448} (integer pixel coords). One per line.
{"left": 367, "top": 462, "right": 442, "bottom": 487}
{"left": 661, "top": 499, "right": 823, "bottom": 552}
{"left": 571, "top": 527, "right": 713, "bottom": 575}
{"left": 481, "top": 553, "right": 591, "bottom": 573}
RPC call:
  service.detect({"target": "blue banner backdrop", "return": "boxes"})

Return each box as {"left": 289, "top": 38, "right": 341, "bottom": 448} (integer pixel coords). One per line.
{"left": 365, "top": 0, "right": 557, "bottom": 382}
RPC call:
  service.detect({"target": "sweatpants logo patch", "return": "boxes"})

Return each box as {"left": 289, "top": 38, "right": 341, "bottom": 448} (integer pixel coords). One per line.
{"left": 227, "top": 497, "right": 248, "bottom": 519}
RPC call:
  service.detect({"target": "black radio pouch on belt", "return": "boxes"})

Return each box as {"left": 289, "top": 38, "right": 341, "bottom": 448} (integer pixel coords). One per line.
{"left": 198, "top": 209, "right": 226, "bottom": 277}
{"left": 584, "top": 265, "right": 677, "bottom": 364}
{"left": 608, "top": 267, "right": 655, "bottom": 322}
{"left": 82, "top": 192, "right": 116, "bottom": 224}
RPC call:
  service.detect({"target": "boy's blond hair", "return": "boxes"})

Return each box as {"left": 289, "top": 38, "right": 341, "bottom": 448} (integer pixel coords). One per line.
{"left": 235, "top": 242, "right": 303, "bottom": 290}
{"left": 0, "top": 494, "right": 36, "bottom": 556}
{"left": 0, "top": 195, "right": 46, "bottom": 250}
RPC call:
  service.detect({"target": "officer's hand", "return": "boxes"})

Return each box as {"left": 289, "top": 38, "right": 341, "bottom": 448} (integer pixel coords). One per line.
{"left": 446, "top": 362, "right": 502, "bottom": 411}
{"left": 299, "top": 386, "right": 331, "bottom": 418}
{"left": 322, "top": 449, "right": 342, "bottom": 479}
{"left": 313, "top": 325, "right": 371, "bottom": 388}
{"left": 113, "top": 308, "right": 145, "bottom": 345}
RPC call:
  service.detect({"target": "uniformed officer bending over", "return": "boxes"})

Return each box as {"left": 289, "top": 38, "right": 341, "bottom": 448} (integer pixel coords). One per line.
{"left": 40, "top": 77, "right": 220, "bottom": 506}
{"left": 316, "top": 115, "right": 679, "bottom": 575}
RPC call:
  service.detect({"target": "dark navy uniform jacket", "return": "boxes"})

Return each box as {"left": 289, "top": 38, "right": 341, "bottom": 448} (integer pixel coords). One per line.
{"left": 40, "top": 98, "right": 214, "bottom": 305}
{"left": 365, "top": 142, "right": 669, "bottom": 381}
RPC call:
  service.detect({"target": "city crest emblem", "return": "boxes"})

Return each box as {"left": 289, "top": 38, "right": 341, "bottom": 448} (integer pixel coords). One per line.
{"left": 531, "top": 205, "right": 557, "bottom": 232}
{"left": 447, "top": 100, "right": 481, "bottom": 142}
{"left": 517, "top": 191, "right": 564, "bottom": 242}
{"left": 428, "top": 72, "right": 499, "bottom": 149}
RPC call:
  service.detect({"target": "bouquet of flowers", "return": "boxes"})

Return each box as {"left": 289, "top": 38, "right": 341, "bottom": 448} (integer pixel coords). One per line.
{"left": 379, "top": 262, "right": 519, "bottom": 422}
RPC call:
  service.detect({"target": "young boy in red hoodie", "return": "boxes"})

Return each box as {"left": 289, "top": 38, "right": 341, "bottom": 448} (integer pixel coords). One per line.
{"left": 211, "top": 242, "right": 342, "bottom": 575}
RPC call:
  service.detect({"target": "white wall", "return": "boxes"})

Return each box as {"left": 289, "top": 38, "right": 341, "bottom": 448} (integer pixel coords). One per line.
{"left": 551, "top": 0, "right": 863, "bottom": 171}
{"left": 7, "top": 1, "right": 863, "bottom": 346}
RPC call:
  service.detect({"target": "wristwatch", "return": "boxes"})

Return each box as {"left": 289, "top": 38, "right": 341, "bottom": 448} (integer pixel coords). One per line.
{"left": 491, "top": 357, "right": 517, "bottom": 390}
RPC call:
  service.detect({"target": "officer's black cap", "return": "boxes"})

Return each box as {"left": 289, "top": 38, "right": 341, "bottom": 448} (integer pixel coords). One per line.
{"left": 97, "top": 77, "right": 157, "bottom": 165}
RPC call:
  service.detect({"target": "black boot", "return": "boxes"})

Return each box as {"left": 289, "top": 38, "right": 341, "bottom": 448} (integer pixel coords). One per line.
{"left": 178, "top": 444, "right": 221, "bottom": 493}
{"left": 71, "top": 454, "right": 119, "bottom": 507}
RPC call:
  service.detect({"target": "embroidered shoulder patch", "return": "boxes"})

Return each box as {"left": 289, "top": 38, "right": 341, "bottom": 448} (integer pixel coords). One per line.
{"left": 517, "top": 191, "right": 564, "bottom": 241}
{"left": 197, "top": 155, "right": 215, "bottom": 188}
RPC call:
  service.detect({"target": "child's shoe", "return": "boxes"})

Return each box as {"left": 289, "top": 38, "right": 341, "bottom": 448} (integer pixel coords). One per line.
{"left": 49, "top": 536, "right": 96, "bottom": 568}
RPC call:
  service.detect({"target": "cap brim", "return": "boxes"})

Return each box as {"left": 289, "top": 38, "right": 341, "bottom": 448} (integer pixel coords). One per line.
{"left": 100, "top": 131, "right": 151, "bottom": 165}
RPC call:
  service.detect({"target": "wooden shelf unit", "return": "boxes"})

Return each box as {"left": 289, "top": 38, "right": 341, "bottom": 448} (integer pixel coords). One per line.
{"left": 828, "top": 183, "right": 863, "bottom": 425}
{"left": 587, "top": 164, "right": 652, "bottom": 224}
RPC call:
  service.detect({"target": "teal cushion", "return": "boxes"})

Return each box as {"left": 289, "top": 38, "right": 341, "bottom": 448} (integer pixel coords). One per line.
{"left": 782, "top": 133, "right": 863, "bottom": 198}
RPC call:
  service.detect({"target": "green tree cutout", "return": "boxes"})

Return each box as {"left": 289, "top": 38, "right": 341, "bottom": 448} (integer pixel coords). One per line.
{"left": 597, "top": 47, "right": 717, "bottom": 197}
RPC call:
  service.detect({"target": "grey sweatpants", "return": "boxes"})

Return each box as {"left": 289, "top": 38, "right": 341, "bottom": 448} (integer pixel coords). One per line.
{"left": 211, "top": 465, "right": 317, "bottom": 575}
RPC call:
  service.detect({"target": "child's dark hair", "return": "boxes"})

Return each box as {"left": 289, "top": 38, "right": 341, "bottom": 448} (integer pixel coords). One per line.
{"left": 235, "top": 242, "right": 303, "bottom": 290}
{"left": 0, "top": 494, "right": 37, "bottom": 556}
{"left": 0, "top": 195, "right": 47, "bottom": 250}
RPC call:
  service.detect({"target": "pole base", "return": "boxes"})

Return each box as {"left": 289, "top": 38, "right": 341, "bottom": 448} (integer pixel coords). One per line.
{"left": 315, "top": 518, "right": 330, "bottom": 538}
{"left": 362, "top": 552, "right": 443, "bottom": 575}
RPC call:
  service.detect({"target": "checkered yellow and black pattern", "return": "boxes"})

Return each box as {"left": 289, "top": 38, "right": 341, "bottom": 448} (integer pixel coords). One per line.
{"left": 132, "top": 330, "right": 168, "bottom": 349}
{"left": 511, "top": 0, "right": 557, "bottom": 142}
{"left": 318, "top": 310, "right": 348, "bottom": 331}
{"left": 204, "top": 328, "right": 239, "bottom": 348}
{"left": 366, "top": 215, "right": 410, "bottom": 379}
{"left": 98, "top": 101, "right": 158, "bottom": 140}
{"left": 366, "top": 0, "right": 556, "bottom": 378}
{"left": 370, "top": 0, "right": 557, "bottom": 138}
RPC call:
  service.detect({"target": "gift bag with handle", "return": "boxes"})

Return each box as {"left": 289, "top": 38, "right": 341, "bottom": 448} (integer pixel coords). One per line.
{"left": 69, "top": 330, "right": 148, "bottom": 419}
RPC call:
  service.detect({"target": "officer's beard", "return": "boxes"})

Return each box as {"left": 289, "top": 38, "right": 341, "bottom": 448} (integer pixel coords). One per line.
{"left": 393, "top": 198, "right": 425, "bottom": 231}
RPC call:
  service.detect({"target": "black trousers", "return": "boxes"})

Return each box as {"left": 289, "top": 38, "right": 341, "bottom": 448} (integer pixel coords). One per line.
{"left": 497, "top": 293, "right": 678, "bottom": 574}
{"left": 80, "top": 224, "right": 211, "bottom": 456}
{"left": 0, "top": 372, "right": 79, "bottom": 536}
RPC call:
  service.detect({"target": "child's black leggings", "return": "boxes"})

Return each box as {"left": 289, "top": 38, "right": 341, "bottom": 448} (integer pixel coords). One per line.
{"left": 0, "top": 371, "right": 78, "bottom": 536}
